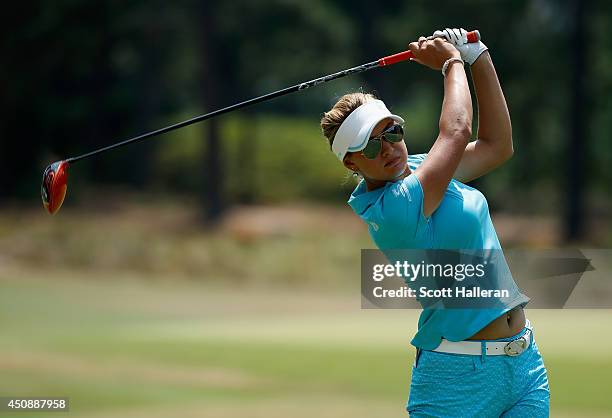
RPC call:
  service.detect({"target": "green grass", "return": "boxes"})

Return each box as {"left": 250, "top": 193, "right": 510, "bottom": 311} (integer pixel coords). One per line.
{"left": 1, "top": 270, "right": 612, "bottom": 417}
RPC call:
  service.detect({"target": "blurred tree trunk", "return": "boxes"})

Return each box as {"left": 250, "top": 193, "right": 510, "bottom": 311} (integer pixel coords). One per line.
{"left": 0, "top": 110, "right": 21, "bottom": 202}
{"left": 346, "top": 0, "right": 402, "bottom": 99}
{"left": 130, "top": 24, "right": 161, "bottom": 188}
{"left": 88, "top": 31, "right": 115, "bottom": 184}
{"left": 237, "top": 112, "right": 257, "bottom": 204}
{"left": 353, "top": 0, "right": 377, "bottom": 89}
{"left": 0, "top": 4, "right": 43, "bottom": 202}
{"left": 565, "top": 0, "right": 588, "bottom": 241}
{"left": 515, "top": 94, "right": 538, "bottom": 193}
{"left": 200, "top": 2, "right": 224, "bottom": 223}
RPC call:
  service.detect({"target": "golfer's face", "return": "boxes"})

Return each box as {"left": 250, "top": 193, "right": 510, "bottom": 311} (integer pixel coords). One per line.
{"left": 346, "top": 118, "right": 408, "bottom": 180}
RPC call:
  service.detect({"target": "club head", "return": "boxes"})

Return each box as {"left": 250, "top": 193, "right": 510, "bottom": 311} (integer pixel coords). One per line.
{"left": 41, "top": 160, "right": 69, "bottom": 215}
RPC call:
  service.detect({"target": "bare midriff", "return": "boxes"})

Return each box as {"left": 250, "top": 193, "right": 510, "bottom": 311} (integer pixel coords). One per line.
{"left": 467, "top": 306, "right": 526, "bottom": 340}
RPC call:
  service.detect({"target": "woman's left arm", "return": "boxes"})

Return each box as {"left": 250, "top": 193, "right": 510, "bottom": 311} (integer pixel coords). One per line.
{"left": 454, "top": 51, "right": 514, "bottom": 183}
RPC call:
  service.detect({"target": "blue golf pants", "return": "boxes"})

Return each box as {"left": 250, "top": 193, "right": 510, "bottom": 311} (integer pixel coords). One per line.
{"left": 407, "top": 323, "right": 550, "bottom": 417}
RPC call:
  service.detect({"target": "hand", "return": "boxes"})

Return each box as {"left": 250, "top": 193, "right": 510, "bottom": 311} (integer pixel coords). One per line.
{"left": 408, "top": 37, "right": 461, "bottom": 71}
{"left": 432, "top": 28, "right": 488, "bottom": 65}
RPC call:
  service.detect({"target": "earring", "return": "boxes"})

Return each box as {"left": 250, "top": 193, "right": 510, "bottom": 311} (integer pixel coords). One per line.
{"left": 352, "top": 171, "right": 359, "bottom": 177}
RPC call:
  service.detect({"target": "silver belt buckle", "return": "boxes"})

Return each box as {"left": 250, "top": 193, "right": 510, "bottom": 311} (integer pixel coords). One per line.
{"left": 504, "top": 337, "right": 527, "bottom": 356}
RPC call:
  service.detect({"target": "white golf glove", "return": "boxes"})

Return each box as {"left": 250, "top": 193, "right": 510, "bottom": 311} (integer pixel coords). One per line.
{"left": 433, "top": 28, "right": 488, "bottom": 65}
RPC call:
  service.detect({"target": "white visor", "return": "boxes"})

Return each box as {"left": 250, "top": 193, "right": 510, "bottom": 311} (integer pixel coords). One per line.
{"left": 331, "top": 99, "right": 404, "bottom": 161}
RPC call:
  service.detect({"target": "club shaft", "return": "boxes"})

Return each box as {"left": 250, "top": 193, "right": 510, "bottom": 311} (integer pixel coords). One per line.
{"left": 66, "top": 60, "right": 380, "bottom": 164}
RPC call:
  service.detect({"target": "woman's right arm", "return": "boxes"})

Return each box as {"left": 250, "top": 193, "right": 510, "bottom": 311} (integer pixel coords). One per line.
{"left": 408, "top": 38, "right": 473, "bottom": 217}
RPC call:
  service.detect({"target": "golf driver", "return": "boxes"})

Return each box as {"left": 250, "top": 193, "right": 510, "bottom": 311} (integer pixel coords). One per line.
{"left": 41, "top": 30, "right": 481, "bottom": 214}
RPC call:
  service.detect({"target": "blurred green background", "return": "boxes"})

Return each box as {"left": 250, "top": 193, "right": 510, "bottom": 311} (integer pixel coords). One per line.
{"left": 1, "top": 0, "right": 611, "bottom": 417}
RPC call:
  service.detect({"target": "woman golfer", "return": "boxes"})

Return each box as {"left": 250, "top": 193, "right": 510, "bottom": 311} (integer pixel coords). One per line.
{"left": 320, "top": 29, "right": 549, "bottom": 417}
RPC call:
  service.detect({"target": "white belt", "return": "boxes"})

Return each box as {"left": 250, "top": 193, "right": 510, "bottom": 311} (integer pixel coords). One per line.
{"left": 433, "top": 322, "right": 532, "bottom": 357}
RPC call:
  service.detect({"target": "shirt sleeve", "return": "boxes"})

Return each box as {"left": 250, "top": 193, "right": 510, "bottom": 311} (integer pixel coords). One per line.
{"left": 408, "top": 153, "right": 428, "bottom": 169}
{"left": 379, "top": 173, "right": 429, "bottom": 240}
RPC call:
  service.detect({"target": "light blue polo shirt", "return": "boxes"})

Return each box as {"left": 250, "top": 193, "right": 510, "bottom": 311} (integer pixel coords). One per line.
{"left": 348, "top": 153, "right": 529, "bottom": 350}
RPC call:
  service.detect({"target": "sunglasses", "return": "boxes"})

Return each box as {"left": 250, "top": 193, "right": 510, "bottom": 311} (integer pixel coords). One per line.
{"left": 361, "top": 124, "right": 404, "bottom": 159}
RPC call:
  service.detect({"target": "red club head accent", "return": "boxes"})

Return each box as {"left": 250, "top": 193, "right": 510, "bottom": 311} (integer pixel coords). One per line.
{"left": 41, "top": 161, "right": 69, "bottom": 215}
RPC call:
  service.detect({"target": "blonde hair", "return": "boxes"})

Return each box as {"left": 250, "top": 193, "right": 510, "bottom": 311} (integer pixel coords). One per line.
{"left": 320, "top": 92, "right": 377, "bottom": 148}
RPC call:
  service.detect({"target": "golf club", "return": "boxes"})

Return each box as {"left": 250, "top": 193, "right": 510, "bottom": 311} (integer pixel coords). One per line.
{"left": 41, "top": 30, "right": 480, "bottom": 215}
